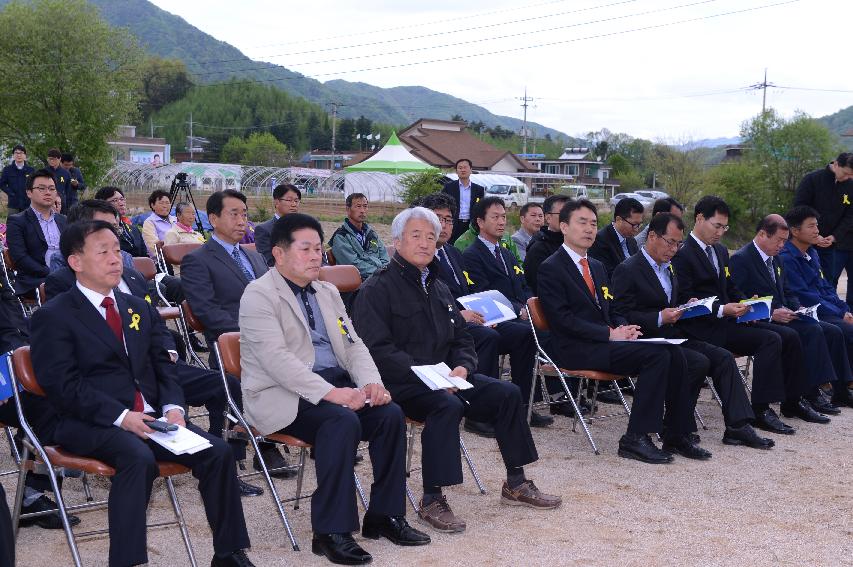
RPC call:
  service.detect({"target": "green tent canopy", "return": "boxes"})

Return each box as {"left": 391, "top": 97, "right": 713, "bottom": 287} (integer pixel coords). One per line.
{"left": 344, "top": 131, "right": 436, "bottom": 174}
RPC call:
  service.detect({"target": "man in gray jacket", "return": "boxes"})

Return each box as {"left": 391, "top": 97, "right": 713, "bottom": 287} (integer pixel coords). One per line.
{"left": 330, "top": 193, "right": 390, "bottom": 280}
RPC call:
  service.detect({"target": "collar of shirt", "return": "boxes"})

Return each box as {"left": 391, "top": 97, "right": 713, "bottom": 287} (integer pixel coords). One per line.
{"left": 420, "top": 267, "right": 430, "bottom": 290}
{"left": 613, "top": 223, "right": 627, "bottom": 245}
{"left": 15, "top": 162, "right": 24, "bottom": 170}
{"left": 640, "top": 247, "right": 670, "bottom": 273}
{"left": 690, "top": 231, "right": 710, "bottom": 251}
{"left": 282, "top": 274, "right": 316, "bottom": 297}
{"left": 116, "top": 278, "right": 131, "bottom": 295}
{"left": 477, "top": 235, "right": 500, "bottom": 254}
{"left": 345, "top": 218, "right": 368, "bottom": 237}
{"left": 211, "top": 233, "right": 240, "bottom": 255}
{"left": 30, "top": 206, "right": 55, "bottom": 222}
{"left": 459, "top": 179, "right": 472, "bottom": 191}
{"left": 561, "top": 243, "right": 589, "bottom": 274}
{"left": 752, "top": 240, "right": 773, "bottom": 264}
{"left": 76, "top": 281, "right": 116, "bottom": 316}
{"left": 274, "top": 213, "right": 281, "bottom": 221}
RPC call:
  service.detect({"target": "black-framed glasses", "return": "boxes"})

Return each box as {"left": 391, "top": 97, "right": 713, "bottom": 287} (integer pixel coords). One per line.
{"left": 710, "top": 222, "right": 730, "bottom": 232}
{"left": 618, "top": 217, "right": 642, "bottom": 231}
{"left": 660, "top": 235, "right": 684, "bottom": 249}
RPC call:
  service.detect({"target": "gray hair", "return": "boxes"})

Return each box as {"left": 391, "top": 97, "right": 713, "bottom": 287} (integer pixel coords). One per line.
{"left": 391, "top": 206, "right": 441, "bottom": 241}
{"left": 174, "top": 201, "right": 193, "bottom": 217}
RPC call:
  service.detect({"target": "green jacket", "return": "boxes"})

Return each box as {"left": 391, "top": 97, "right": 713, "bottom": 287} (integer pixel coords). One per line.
{"left": 453, "top": 227, "right": 522, "bottom": 264}
{"left": 330, "top": 220, "right": 390, "bottom": 280}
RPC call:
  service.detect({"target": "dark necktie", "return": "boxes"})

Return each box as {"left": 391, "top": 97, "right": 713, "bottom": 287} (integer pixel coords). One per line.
{"left": 766, "top": 257, "right": 776, "bottom": 282}
{"left": 439, "top": 248, "right": 461, "bottom": 286}
{"left": 299, "top": 289, "right": 316, "bottom": 330}
{"left": 705, "top": 245, "right": 718, "bottom": 275}
{"left": 231, "top": 246, "right": 255, "bottom": 281}
{"left": 101, "top": 297, "right": 143, "bottom": 412}
{"left": 494, "top": 245, "right": 507, "bottom": 275}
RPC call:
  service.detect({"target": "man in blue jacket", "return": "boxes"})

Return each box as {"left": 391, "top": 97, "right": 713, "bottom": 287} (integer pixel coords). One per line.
{"left": 0, "top": 144, "right": 34, "bottom": 214}
{"left": 779, "top": 205, "right": 853, "bottom": 408}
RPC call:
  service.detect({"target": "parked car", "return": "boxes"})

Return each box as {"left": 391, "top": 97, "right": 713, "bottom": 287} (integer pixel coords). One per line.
{"left": 485, "top": 183, "right": 529, "bottom": 210}
{"left": 610, "top": 192, "right": 654, "bottom": 208}
{"left": 634, "top": 190, "right": 669, "bottom": 201}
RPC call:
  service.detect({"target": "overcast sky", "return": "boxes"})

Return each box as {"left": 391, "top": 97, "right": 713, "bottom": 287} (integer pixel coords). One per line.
{"left": 149, "top": 0, "right": 850, "bottom": 141}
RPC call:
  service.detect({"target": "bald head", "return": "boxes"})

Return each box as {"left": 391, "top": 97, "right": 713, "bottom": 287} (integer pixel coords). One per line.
{"left": 754, "top": 214, "right": 789, "bottom": 257}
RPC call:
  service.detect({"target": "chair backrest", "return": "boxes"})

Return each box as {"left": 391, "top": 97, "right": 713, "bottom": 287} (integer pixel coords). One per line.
{"left": 325, "top": 247, "right": 336, "bottom": 266}
{"left": 161, "top": 243, "right": 201, "bottom": 267}
{"left": 132, "top": 256, "right": 157, "bottom": 281}
{"left": 217, "top": 332, "right": 241, "bottom": 379}
{"left": 241, "top": 243, "right": 256, "bottom": 253}
{"left": 526, "top": 297, "right": 550, "bottom": 332}
{"left": 318, "top": 265, "right": 361, "bottom": 293}
{"left": 12, "top": 346, "right": 45, "bottom": 397}
{"left": 3, "top": 248, "right": 15, "bottom": 273}
{"left": 180, "top": 300, "right": 205, "bottom": 333}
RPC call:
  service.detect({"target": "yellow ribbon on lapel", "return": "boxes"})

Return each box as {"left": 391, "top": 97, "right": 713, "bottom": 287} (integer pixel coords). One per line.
{"left": 776, "top": 266, "right": 781, "bottom": 277}
{"left": 601, "top": 286, "right": 614, "bottom": 300}
{"left": 463, "top": 271, "right": 474, "bottom": 285}
{"left": 513, "top": 265, "right": 524, "bottom": 275}
{"left": 820, "top": 269, "right": 825, "bottom": 279}
{"left": 129, "top": 313, "right": 141, "bottom": 331}
{"left": 844, "top": 194, "right": 850, "bottom": 205}
{"left": 475, "top": 197, "right": 480, "bottom": 203}
{"left": 668, "top": 264, "right": 675, "bottom": 275}
{"left": 144, "top": 294, "right": 152, "bottom": 304}
{"left": 724, "top": 266, "right": 730, "bottom": 278}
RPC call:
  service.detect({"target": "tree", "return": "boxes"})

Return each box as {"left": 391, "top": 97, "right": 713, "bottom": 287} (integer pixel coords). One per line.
{"left": 337, "top": 118, "right": 357, "bottom": 151}
{"left": 138, "top": 57, "right": 194, "bottom": 120}
{"left": 705, "top": 160, "right": 768, "bottom": 231}
{"left": 451, "top": 114, "right": 464, "bottom": 122}
{"left": 355, "top": 115, "right": 372, "bottom": 150}
{"left": 0, "top": 0, "right": 144, "bottom": 181}
{"left": 240, "top": 132, "right": 290, "bottom": 166}
{"left": 648, "top": 144, "right": 706, "bottom": 204}
{"left": 399, "top": 170, "right": 444, "bottom": 205}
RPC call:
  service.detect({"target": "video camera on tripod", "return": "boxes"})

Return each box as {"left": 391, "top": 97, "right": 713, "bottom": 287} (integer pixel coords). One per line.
{"left": 168, "top": 172, "right": 206, "bottom": 235}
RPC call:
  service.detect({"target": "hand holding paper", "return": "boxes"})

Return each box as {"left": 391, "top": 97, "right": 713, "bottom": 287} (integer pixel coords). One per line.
{"left": 676, "top": 296, "right": 716, "bottom": 320}
{"left": 736, "top": 296, "right": 772, "bottom": 323}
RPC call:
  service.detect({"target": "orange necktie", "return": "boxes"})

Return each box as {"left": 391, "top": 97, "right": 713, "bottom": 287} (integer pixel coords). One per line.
{"left": 579, "top": 258, "right": 596, "bottom": 298}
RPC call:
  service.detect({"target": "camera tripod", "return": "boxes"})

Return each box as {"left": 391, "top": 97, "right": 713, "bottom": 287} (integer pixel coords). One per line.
{"left": 168, "top": 172, "right": 206, "bottom": 235}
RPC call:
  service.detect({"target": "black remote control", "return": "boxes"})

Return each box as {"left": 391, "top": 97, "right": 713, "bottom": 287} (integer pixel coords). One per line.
{"left": 147, "top": 421, "right": 179, "bottom": 433}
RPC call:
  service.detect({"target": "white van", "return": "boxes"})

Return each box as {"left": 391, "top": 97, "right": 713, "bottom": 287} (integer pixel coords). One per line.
{"left": 446, "top": 173, "right": 529, "bottom": 210}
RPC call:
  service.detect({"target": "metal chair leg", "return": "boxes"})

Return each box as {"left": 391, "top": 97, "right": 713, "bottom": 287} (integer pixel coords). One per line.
{"left": 405, "top": 422, "right": 416, "bottom": 476}
{"left": 293, "top": 447, "right": 307, "bottom": 510}
{"left": 165, "top": 476, "right": 197, "bottom": 567}
{"left": 5, "top": 427, "right": 20, "bottom": 466}
{"left": 11, "top": 446, "right": 28, "bottom": 537}
{"left": 706, "top": 377, "right": 724, "bottom": 408}
{"left": 354, "top": 472, "right": 368, "bottom": 510}
{"left": 459, "top": 437, "right": 486, "bottom": 495}
{"left": 81, "top": 472, "right": 94, "bottom": 502}
{"left": 558, "top": 375, "right": 599, "bottom": 455}
{"left": 694, "top": 407, "right": 708, "bottom": 430}
{"left": 405, "top": 482, "right": 419, "bottom": 512}
{"left": 248, "top": 435, "right": 299, "bottom": 551}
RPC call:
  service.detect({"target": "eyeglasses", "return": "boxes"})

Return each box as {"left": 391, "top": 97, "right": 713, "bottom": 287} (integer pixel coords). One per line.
{"left": 659, "top": 235, "right": 684, "bottom": 249}
{"left": 618, "top": 217, "right": 643, "bottom": 231}
{"left": 710, "top": 222, "right": 730, "bottom": 232}
{"left": 437, "top": 216, "right": 454, "bottom": 226}
{"left": 31, "top": 185, "right": 57, "bottom": 193}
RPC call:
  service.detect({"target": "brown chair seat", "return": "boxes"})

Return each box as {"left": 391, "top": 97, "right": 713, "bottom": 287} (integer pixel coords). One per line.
{"left": 43, "top": 446, "right": 190, "bottom": 477}
{"left": 157, "top": 306, "right": 181, "bottom": 320}
{"left": 232, "top": 424, "right": 312, "bottom": 448}
{"left": 539, "top": 364, "right": 622, "bottom": 382}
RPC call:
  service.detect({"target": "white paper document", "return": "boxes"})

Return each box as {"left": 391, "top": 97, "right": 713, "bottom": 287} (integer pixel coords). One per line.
{"left": 456, "top": 290, "right": 518, "bottom": 325}
{"left": 612, "top": 338, "right": 687, "bottom": 344}
{"left": 793, "top": 304, "right": 820, "bottom": 321}
{"left": 411, "top": 362, "right": 474, "bottom": 390}
{"left": 146, "top": 418, "right": 212, "bottom": 455}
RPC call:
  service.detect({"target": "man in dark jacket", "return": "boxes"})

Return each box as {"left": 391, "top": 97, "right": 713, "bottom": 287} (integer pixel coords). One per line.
{"left": 523, "top": 194, "right": 572, "bottom": 294}
{"left": 45, "top": 148, "right": 75, "bottom": 214}
{"left": 442, "top": 158, "right": 485, "bottom": 244}
{"left": 60, "top": 153, "right": 86, "bottom": 197}
{"left": 94, "top": 187, "right": 149, "bottom": 258}
{"left": 353, "top": 206, "right": 560, "bottom": 535}
{"left": 589, "top": 196, "right": 642, "bottom": 278}
{"left": 0, "top": 144, "right": 34, "bottom": 214}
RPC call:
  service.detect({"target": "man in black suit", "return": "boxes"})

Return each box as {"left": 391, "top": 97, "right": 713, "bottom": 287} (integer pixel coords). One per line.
{"left": 44, "top": 148, "right": 75, "bottom": 214}
{"left": 537, "top": 199, "right": 698, "bottom": 463}
{"left": 180, "top": 189, "right": 290, "bottom": 477}
{"left": 442, "top": 158, "right": 485, "bottom": 244}
{"left": 612, "top": 213, "right": 773, "bottom": 451}
{"left": 730, "top": 214, "right": 852, "bottom": 413}
{"left": 254, "top": 183, "right": 301, "bottom": 266}
{"left": 94, "top": 187, "right": 148, "bottom": 258}
{"left": 589, "top": 196, "right": 643, "bottom": 278}
{"left": 671, "top": 196, "right": 827, "bottom": 436}
{"left": 5, "top": 168, "right": 67, "bottom": 296}
{"left": 30, "top": 220, "right": 256, "bottom": 567}
{"left": 0, "top": 483, "right": 11, "bottom": 567}
{"left": 459, "top": 196, "right": 553, "bottom": 427}
{"left": 523, "top": 194, "right": 572, "bottom": 294}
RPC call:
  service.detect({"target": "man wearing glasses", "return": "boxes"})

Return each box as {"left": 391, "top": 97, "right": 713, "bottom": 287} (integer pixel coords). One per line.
{"left": 255, "top": 183, "right": 302, "bottom": 266}
{"left": 611, "top": 213, "right": 773, "bottom": 453}
{"left": 94, "top": 186, "right": 148, "bottom": 258}
{"left": 589, "top": 196, "right": 643, "bottom": 278}
{"left": 6, "top": 169, "right": 67, "bottom": 297}
{"left": 671, "top": 196, "right": 821, "bottom": 436}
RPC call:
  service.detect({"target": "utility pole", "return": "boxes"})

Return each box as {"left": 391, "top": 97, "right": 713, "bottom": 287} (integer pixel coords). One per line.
{"left": 328, "top": 102, "right": 344, "bottom": 172}
{"left": 150, "top": 116, "right": 154, "bottom": 138}
{"left": 188, "top": 112, "right": 194, "bottom": 162}
{"left": 749, "top": 69, "right": 775, "bottom": 114}
{"left": 518, "top": 88, "right": 534, "bottom": 155}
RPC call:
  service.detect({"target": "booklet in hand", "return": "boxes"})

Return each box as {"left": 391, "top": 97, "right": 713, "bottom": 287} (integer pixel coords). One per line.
{"left": 411, "top": 362, "right": 474, "bottom": 390}
{"left": 456, "top": 290, "right": 517, "bottom": 326}
{"left": 737, "top": 296, "right": 772, "bottom": 323}
{"left": 0, "top": 352, "right": 22, "bottom": 403}
{"left": 676, "top": 296, "right": 716, "bottom": 320}
{"left": 146, "top": 418, "right": 212, "bottom": 455}
{"left": 793, "top": 304, "right": 820, "bottom": 322}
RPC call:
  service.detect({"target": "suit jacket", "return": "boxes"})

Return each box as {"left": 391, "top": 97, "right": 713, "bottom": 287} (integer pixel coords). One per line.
{"left": 537, "top": 247, "right": 625, "bottom": 369}
{"left": 778, "top": 241, "right": 848, "bottom": 320}
{"left": 253, "top": 217, "right": 276, "bottom": 266}
{"left": 461, "top": 237, "right": 531, "bottom": 314}
{"left": 670, "top": 235, "right": 745, "bottom": 344}
{"left": 239, "top": 269, "right": 382, "bottom": 435}
{"left": 588, "top": 223, "right": 638, "bottom": 278}
{"left": 730, "top": 242, "right": 799, "bottom": 311}
{"left": 442, "top": 180, "right": 485, "bottom": 220}
{"left": 119, "top": 221, "right": 148, "bottom": 259}
{"left": 30, "top": 287, "right": 184, "bottom": 439}
{"left": 46, "top": 165, "right": 75, "bottom": 214}
{"left": 436, "top": 244, "right": 471, "bottom": 299}
{"left": 6, "top": 209, "right": 67, "bottom": 295}
{"left": 611, "top": 252, "right": 681, "bottom": 338}
{"left": 180, "top": 239, "right": 269, "bottom": 340}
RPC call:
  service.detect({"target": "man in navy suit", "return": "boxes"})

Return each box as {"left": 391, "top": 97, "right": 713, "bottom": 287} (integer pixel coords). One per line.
{"left": 730, "top": 214, "right": 852, "bottom": 414}
{"left": 588, "top": 196, "right": 643, "bottom": 278}
{"left": 181, "top": 189, "right": 290, "bottom": 478}
{"left": 537, "top": 199, "right": 696, "bottom": 464}
{"left": 5, "top": 169, "right": 67, "bottom": 296}
{"left": 612, "top": 213, "right": 772, "bottom": 451}
{"left": 30, "top": 220, "right": 255, "bottom": 567}
{"left": 671, "top": 196, "right": 827, "bottom": 435}
{"left": 442, "top": 158, "right": 485, "bottom": 244}
{"left": 94, "top": 187, "right": 149, "bottom": 258}
{"left": 254, "top": 183, "right": 301, "bottom": 266}
{"left": 460, "top": 196, "right": 553, "bottom": 428}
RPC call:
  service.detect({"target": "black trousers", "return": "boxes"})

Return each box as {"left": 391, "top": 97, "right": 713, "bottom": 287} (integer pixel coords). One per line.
{"left": 0, "top": 395, "right": 60, "bottom": 495}
{"left": 55, "top": 422, "right": 249, "bottom": 567}
{"left": 468, "top": 321, "right": 537, "bottom": 404}
{"left": 279, "top": 399, "right": 406, "bottom": 534}
{"left": 782, "top": 318, "right": 851, "bottom": 389}
{"left": 390, "top": 374, "right": 538, "bottom": 488}
{"left": 681, "top": 340, "right": 754, "bottom": 428}
{"left": 818, "top": 314, "right": 853, "bottom": 388}
{"left": 751, "top": 321, "right": 810, "bottom": 400}
{"left": 0, "top": 485, "right": 12, "bottom": 567}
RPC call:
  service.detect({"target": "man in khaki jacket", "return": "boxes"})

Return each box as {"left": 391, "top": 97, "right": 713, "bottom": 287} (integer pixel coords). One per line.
{"left": 239, "top": 213, "right": 430, "bottom": 565}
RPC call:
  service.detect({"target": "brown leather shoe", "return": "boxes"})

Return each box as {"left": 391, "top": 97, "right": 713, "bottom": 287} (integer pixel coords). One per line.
{"left": 501, "top": 480, "right": 562, "bottom": 509}
{"left": 416, "top": 495, "right": 466, "bottom": 533}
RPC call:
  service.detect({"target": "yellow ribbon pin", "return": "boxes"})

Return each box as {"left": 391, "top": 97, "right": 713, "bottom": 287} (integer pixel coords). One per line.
{"left": 144, "top": 294, "right": 152, "bottom": 304}
{"left": 724, "top": 266, "right": 730, "bottom": 278}
{"left": 602, "top": 286, "right": 614, "bottom": 300}
{"left": 513, "top": 265, "right": 524, "bottom": 275}
{"left": 820, "top": 269, "right": 825, "bottom": 279}
{"left": 776, "top": 266, "right": 781, "bottom": 276}
{"left": 844, "top": 194, "right": 850, "bottom": 205}
{"left": 668, "top": 264, "right": 675, "bottom": 275}
{"left": 337, "top": 318, "right": 347, "bottom": 336}
{"left": 129, "top": 313, "right": 141, "bottom": 331}
{"left": 463, "top": 271, "right": 474, "bottom": 285}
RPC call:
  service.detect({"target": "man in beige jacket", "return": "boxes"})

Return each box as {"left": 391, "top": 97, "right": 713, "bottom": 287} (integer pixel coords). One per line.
{"left": 239, "top": 213, "right": 430, "bottom": 565}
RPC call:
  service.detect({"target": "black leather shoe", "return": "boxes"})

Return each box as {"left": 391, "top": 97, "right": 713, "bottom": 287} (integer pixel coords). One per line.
{"left": 688, "top": 432, "right": 701, "bottom": 445}
{"left": 596, "top": 388, "right": 623, "bottom": 405}
{"left": 662, "top": 435, "right": 712, "bottom": 460}
{"left": 780, "top": 399, "right": 831, "bottom": 424}
{"left": 238, "top": 479, "right": 264, "bottom": 497}
{"left": 722, "top": 424, "right": 774, "bottom": 450}
{"left": 254, "top": 446, "right": 296, "bottom": 479}
{"left": 753, "top": 408, "right": 796, "bottom": 435}
{"left": 312, "top": 533, "right": 372, "bottom": 565}
{"left": 362, "top": 514, "right": 431, "bottom": 546}
{"left": 618, "top": 434, "right": 673, "bottom": 464}
{"left": 529, "top": 410, "right": 554, "bottom": 428}
{"left": 550, "top": 400, "right": 588, "bottom": 418}
{"left": 463, "top": 419, "right": 495, "bottom": 438}
{"left": 831, "top": 388, "right": 853, "bottom": 408}
{"left": 19, "top": 495, "right": 81, "bottom": 529}
{"left": 211, "top": 549, "right": 255, "bottom": 567}
{"left": 807, "top": 396, "right": 841, "bottom": 415}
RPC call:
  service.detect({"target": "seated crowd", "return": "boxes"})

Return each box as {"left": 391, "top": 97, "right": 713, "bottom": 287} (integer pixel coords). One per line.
{"left": 1, "top": 152, "right": 853, "bottom": 567}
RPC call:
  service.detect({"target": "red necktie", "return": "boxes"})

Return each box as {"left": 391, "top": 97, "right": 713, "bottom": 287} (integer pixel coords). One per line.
{"left": 101, "top": 297, "right": 144, "bottom": 412}
{"left": 579, "top": 258, "right": 596, "bottom": 298}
